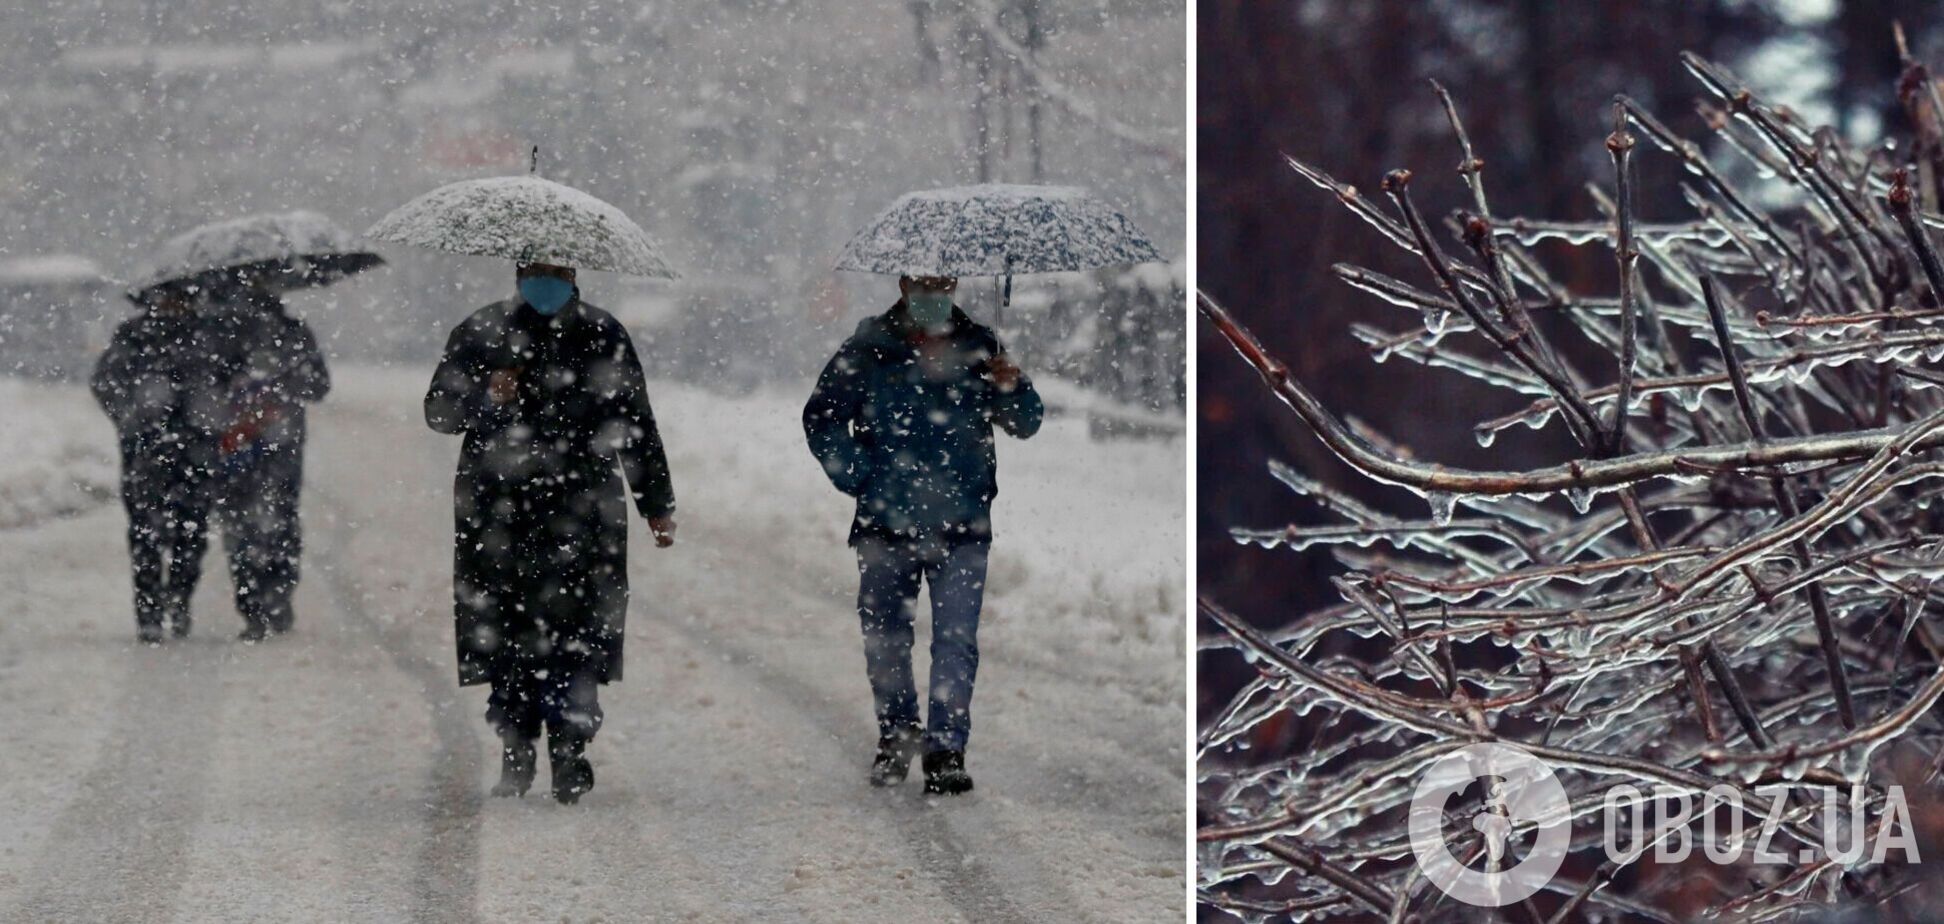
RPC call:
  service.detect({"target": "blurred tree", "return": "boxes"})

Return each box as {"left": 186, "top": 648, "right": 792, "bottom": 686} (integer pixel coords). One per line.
{"left": 910, "top": 0, "right": 946, "bottom": 83}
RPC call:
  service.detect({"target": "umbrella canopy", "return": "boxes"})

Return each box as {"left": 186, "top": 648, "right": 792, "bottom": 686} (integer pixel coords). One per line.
{"left": 364, "top": 175, "right": 678, "bottom": 278}
{"left": 129, "top": 209, "right": 383, "bottom": 302}
{"left": 834, "top": 183, "right": 1163, "bottom": 278}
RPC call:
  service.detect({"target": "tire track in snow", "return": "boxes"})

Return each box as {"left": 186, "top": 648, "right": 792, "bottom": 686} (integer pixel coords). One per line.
{"left": 4, "top": 644, "right": 226, "bottom": 924}
{"left": 310, "top": 402, "right": 786, "bottom": 921}
{"left": 313, "top": 492, "right": 482, "bottom": 924}
{"left": 702, "top": 534, "right": 1178, "bottom": 787}
{"left": 717, "top": 556, "right": 1178, "bottom": 919}
{"left": 662, "top": 614, "right": 1039, "bottom": 924}
{"left": 308, "top": 385, "right": 1160, "bottom": 918}
{"left": 310, "top": 390, "right": 1031, "bottom": 920}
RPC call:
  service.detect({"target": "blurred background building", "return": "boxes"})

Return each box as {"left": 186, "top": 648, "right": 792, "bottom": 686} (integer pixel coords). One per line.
{"left": 0, "top": 0, "right": 1183, "bottom": 420}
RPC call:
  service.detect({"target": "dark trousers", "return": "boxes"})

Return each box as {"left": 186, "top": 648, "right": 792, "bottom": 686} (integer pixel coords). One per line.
{"left": 855, "top": 537, "right": 991, "bottom": 753}
{"left": 485, "top": 654, "right": 604, "bottom": 746}
{"left": 119, "top": 445, "right": 212, "bottom": 626}
{"left": 214, "top": 448, "right": 304, "bottom": 630}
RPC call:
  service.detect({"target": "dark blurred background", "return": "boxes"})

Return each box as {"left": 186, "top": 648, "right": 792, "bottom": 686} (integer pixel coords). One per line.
{"left": 1196, "top": 0, "right": 1944, "bottom": 725}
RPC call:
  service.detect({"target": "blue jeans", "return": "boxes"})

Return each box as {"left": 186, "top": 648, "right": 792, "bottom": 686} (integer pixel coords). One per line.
{"left": 855, "top": 537, "right": 991, "bottom": 753}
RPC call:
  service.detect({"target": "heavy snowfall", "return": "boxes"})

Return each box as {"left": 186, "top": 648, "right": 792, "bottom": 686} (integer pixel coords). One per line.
{"left": 0, "top": 1, "right": 1186, "bottom": 921}
{"left": 0, "top": 370, "right": 1183, "bottom": 921}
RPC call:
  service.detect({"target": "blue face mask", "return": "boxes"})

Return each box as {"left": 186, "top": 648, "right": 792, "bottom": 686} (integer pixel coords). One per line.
{"left": 519, "top": 276, "right": 575, "bottom": 316}
{"left": 906, "top": 292, "right": 954, "bottom": 331}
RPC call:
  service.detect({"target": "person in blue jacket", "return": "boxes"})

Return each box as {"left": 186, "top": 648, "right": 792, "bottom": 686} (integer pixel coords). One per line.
{"left": 802, "top": 274, "right": 1043, "bottom": 795}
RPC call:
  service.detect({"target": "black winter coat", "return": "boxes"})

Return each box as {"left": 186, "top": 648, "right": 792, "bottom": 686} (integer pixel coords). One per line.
{"left": 803, "top": 303, "right": 1043, "bottom": 546}
{"left": 425, "top": 295, "right": 675, "bottom": 686}
{"left": 204, "top": 291, "right": 330, "bottom": 463}
{"left": 91, "top": 310, "right": 233, "bottom": 469}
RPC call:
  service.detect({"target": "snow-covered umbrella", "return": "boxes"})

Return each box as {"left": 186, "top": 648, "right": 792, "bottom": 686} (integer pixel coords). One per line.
{"left": 364, "top": 173, "right": 678, "bottom": 278}
{"left": 128, "top": 209, "right": 383, "bottom": 303}
{"left": 833, "top": 183, "right": 1163, "bottom": 312}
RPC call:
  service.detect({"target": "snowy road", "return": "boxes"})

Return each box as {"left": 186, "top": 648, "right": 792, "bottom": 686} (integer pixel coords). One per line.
{"left": 0, "top": 369, "right": 1184, "bottom": 923}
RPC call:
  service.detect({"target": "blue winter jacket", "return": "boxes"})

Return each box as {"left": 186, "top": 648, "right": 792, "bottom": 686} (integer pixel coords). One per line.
{"left": 803, "top": 302, "right": 1043, "bottom": 546}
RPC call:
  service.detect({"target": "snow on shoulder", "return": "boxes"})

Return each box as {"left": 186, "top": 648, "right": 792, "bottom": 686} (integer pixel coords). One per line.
{"left": 366, "top": 176, "right": 678, "bottom": 279}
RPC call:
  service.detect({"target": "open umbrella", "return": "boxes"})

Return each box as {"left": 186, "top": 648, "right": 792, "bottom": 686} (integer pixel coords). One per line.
{"left": 129, "top": 209, "right": 383, "bottom": 303}
{"left": 365, "top": 171, "right": 677, "bottom": 278}
{"left": 834, "top": 183, "right": 1163, "bottom": 317}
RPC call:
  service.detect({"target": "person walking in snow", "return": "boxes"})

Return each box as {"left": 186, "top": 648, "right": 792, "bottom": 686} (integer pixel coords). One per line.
{"left": 204, "top": 278, "right": 330, "bottom": 642}
{"left": 424, "top": 261, "right": 677, "bottom": 804}
{"left": 802, "top": 274, "right": 1043, "bottom": 795}
{"left": 91, "top": 284, "right": 228, "bottom": 644}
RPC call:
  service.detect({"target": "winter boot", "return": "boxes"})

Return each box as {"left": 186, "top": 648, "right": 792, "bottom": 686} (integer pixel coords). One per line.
{"left": 266, "top": 602, "right": 295, "bottom": 636}
{"left": 236, "top": 620, "right": 268, "bottom": 644}
{"left": 869, "top": 724, "right": 923, "bottom": 787}
{"left": 923, "top": 750, "right": 973, "bottom": 796}
{"left": 492, "top": 738, "right": 537, "bottom": 798}
{"left": 137, "top": 621, "right": 165, "bottom": 646}
{"left": 549, "top": 730, "right": 594, "bottom": 804}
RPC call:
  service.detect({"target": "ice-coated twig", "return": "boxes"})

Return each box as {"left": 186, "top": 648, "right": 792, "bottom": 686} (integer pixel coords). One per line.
{"left": 1702, "top": 276, "right": 1857, "bottom": 728}
{"left": 1700, "top": 668, "right": 1944, "bottom": 766}
{"left": 1202, "top": 52, "right": 1944, "bottom": 921}
{"left": 1383, "top": 170, "right": 1601, "bottom": 446}
{"left": 1202, "top": 290, "right": 1944, "bottom": 495}
{"left": 1606, "top": 103, "right": 1643, "bottom": 455}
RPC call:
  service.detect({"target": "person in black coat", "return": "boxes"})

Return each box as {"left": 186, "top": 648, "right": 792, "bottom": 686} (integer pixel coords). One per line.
{"left": 802, "top": 274, "right": 1043, "bottom": 795}
{"left": 91, "top": 284, "right": 229, "bottom": 643}
{"left": 425, "top": 261, "right": 677, "bottom": 804}
{"left": 204, "top": 283, "right": 330, "bottom": 641}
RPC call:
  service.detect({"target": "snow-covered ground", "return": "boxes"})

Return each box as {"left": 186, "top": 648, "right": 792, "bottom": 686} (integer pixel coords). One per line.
{"left": 0, "top": 365, "right": 1184, "bottom": 922}
{"left": 0, "top": 378, "right": 118, "bottom": 529}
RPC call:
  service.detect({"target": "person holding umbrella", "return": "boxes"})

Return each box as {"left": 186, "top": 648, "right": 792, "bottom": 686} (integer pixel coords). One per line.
{"left": 91, "top": 282, "right": 229, "bottom": 643}
{"left": 372, "top": 168, "right": 680, "bottom": 803}
{"left": 804, "top": 272, "right": 1042, "bottom": 794}
{"left": 813, "top": 183, "right": 1161, "bottom": 794}
{"left": 205, "top": 273, "right": 331, "bottom": 641}
{"left": 128, "top": 210, "right": 381, "bottom": 642}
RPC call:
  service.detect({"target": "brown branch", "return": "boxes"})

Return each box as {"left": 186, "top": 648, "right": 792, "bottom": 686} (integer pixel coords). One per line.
{"left": 1606, "top": 102, "right": 1642, "bottom": 455}
{"left": 1702, "top": 276, "right": 1857, "bottom": 729}
{"left": 1201, "top": 290, "right": 1944, "bottom": 497}
{"left": 1256, "top": 837, "right": 1398, "bottom": 917}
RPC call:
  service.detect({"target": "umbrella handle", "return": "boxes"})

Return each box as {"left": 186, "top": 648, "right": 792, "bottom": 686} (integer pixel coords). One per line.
{"left": 1003, "top": 252, "right": 1017, "bottom": 306}
{"left": 994, "top": 273, "right": 1012, "bottom": 329}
